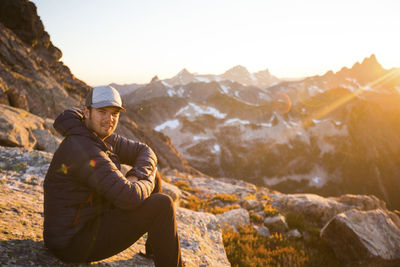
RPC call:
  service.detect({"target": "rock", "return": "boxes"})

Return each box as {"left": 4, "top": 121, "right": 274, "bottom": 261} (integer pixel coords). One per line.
{"left": 0, "top": 146, "right": 230, "bottom": 266}
{"left": 216, "top": 208, "right": 250, "bottom": 230}
{"left": 333, "top": 194, "right": 386, "bottom": 211}
{"left": 162, "top": 182, "right": 182, "bottom": 203}
{"left": 6, "top": 86, "right": 29, "bottom": 110}
{"left": 0, "top": 77, "right": 9, "bottom": 105}
{"left": 176, "top": 208, "right": 230, "bottom": 266}
{"left": 253, "top": 225, "right": 270, "bottom": 237}
{"left": 0, "top": 8, "right": 90, "bottom": 119}
{"left": 0, "top": 104, "right": 61, "bottom": 152}
{"left": 263, "top": 214, "right": 288, "bottom": 233}
{"left": 286, "top": 229, "right": 302, "bottom": 239}
{"left": 321, "top": 209, "right": 400, "bottom": 266}
{"left": 241, "top": 199, "right": 259, "bottom": 210}
{"left": 271, "top": 193, "right": 386, "bottom": 226}
{"left": 167, "top": 175, "right": 256, "bottom": 199}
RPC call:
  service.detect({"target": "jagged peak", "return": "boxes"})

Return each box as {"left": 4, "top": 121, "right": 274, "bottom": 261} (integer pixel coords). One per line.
{"left": 222, "top": 65, "right": 250, "bottom": 76}
{"left": 150, "top": 75, "right": 160, "bottom": 83}
{"left": 178, "top": 68, "right": 191, "bottom": 75}
{"left": 359, "top": 54, "right": 382, "bottom": 69}
{"left": 224, "top": 65, "right": 250, "bottom": 75}
{"left": 255, "top": 68, "right": 271, "bottom": 75}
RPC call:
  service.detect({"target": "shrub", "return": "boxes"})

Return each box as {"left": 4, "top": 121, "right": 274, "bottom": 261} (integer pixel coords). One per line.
{"left": 263, "top": 204, "right": 279, "bottom": 217}
{"left": 181, "top": 195, "right": 206, "bottom": 211}
{"left": 244, "top": 194, "right": 257, "bottom": 200}
{"left": 211, "top": 193, "right": 238, "bottom": 203}
{"left": 207, "top": 204, "right": 240, "bottom": 215}
{"left": 223, "top": 225, "right": 308, "bottom": 267}
{"left": 249, "top": 211, "right": 264, "bottom": 224}
{"left": 286, "top": 212, "right": 306, "bottom": 231}
{"left": 173, "top": 180, "right": 199, "bottom": 193}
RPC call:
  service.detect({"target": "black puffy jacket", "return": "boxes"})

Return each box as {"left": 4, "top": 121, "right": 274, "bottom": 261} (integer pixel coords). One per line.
{"left": 43, "top": 108, "right": 157, "bottom": 250}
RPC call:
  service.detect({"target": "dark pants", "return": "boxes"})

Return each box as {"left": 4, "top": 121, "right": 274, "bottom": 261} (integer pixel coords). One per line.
{"left": 53, "top": 174, "right": 182, "bottom": 267}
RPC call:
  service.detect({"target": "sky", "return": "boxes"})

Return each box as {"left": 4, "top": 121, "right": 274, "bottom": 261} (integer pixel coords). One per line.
{"left": 31, "top": 0, "right": 400, "bottom": 86}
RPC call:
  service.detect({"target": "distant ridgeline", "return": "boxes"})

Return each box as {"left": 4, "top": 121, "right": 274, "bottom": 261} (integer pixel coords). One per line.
{"left": 116, "top": 55, "right": 400, "bottom": 210}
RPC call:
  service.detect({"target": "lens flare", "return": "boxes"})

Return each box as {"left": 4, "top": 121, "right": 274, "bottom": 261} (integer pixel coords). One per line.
{"left": 89, "top": 160, "right": 96, "bottom": 167}
{"left": 57, "top": 163, "right": 69, "bottom": 174}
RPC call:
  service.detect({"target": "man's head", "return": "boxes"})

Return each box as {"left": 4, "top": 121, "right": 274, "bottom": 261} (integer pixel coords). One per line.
{"left": 83, "top": 86, "right": 125, "bottom": 140}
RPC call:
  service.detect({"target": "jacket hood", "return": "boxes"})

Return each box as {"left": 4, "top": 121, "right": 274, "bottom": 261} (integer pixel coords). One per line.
{"left": 53, "top": 108, "right": 117, "bottom": 151}
{"left": 54, "top": 108, "right": 89, "bottom": 137}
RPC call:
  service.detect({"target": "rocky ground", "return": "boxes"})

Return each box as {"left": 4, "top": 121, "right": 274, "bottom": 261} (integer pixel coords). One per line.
{"left": 0, "top": 146, "right": 230, "bottom": 266}
{"left": 1, "top": 146, "right": 400, "bottom": 266}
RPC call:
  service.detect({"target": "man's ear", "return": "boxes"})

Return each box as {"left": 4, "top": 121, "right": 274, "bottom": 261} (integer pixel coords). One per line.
{"left": 83, "top": 106, "right": 90, "bottom": 119}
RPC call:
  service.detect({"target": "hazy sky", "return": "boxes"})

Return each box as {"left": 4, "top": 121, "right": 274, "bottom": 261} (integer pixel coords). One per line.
{"left": 31, "top": 0, "right": 399, "bottom": 86}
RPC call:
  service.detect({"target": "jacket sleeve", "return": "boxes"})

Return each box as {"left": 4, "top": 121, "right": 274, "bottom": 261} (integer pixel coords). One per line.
{"left": 69, "top": 137, "right": 155, "bottom": 210}
{"left": 112, "top": 134, "right": 158, "bottom": 180}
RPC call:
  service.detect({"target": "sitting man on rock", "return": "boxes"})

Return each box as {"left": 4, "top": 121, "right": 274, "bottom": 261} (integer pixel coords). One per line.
{"left": 43, "top": 85, "right": 182, "bottom": 266}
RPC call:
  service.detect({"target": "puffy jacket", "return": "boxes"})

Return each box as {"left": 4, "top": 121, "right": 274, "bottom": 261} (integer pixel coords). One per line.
{"left": 43, "top": 108, "right": 157, "bottom": 250}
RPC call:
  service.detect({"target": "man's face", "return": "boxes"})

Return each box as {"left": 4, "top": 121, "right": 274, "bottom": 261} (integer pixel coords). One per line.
{"left": 83, "top": 106, "right": 120, "bottom": 140}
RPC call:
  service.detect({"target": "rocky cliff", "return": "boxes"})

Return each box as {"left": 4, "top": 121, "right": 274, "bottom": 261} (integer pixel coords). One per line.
{"left": 0, "top": 0, "right": 197, "bottom": 173}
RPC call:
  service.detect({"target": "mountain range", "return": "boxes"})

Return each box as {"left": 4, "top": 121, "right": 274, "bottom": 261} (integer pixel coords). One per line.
{"left": 112, "top": 54, "right": 400, "bottom": 210}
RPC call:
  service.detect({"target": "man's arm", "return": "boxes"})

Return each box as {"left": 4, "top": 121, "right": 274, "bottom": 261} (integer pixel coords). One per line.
{"left": 111, "top": 134, "right": 158, "bottom": 180}
{"left": 67, "top": 137, "right": 156, "bottom": 210}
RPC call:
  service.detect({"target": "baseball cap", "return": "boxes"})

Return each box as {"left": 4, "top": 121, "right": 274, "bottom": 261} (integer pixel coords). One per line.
{"left": 85, "top": 85, "right": 126, "bottom": 112}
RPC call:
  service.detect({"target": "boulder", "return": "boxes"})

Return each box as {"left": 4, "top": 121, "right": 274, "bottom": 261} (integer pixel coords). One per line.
{"left": 0, "top": 104, "right": 61, "bottom": 152}
{"left": 176, "top": 208, "right": 230, "bottom": 266}
{"left": 321, "top": 209, "right": 400, "bottom": 266}
{"left": 285, "top": 229, "right": 302, "bottom": 239}
{"left": 253, "top": 225, "right": 270, "bottom": 237}
{"left": 263, "top": 214, "right": 288, "bottom": 233}
{"left": 216, "top": 208, "right": 250, "bottom": 230}
{"left": 271, "top": 193, "right": 386, "bottom": 226}
{"left": 162, "top": 181, "right": 182, "bottom": 203}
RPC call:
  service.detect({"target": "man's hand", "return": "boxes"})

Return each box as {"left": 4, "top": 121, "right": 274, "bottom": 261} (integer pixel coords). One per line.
{"left": 126, "top": 175, "right": 138, "bottom": 182}
{"left": 126, "top": 167, "right": 157, "bottom": 183}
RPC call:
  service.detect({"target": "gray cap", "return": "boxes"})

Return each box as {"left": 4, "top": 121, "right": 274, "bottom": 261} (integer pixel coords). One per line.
{"left": 85, "top": 85, "right": 126, "bottom": 112}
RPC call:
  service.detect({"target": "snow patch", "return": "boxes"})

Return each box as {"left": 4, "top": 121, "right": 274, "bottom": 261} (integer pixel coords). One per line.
{"left": 225, "top": 118, "right": 250, "bottom": 125}
{"left": 193, "top": 136, "right": 209, "bottom": 141}
{"left": 176, "top": 103, "right": 226, "bottom": 119}
{"left": 220, "top": 84, "right": 230, "bottom": 94}
{"left": 154, "top": 119, "right": 180, "bottom": 131}
{"left": 167, "top": 87, "right": 185, "bottom": 97}
{"left": 162, "top": 81, "right": 172, "bottom": 88}
{"left": 196, "top": 76, "right": 210, "bottom": 83}
{"left": 211, "top": 144, "right": 221, "bottom": 153}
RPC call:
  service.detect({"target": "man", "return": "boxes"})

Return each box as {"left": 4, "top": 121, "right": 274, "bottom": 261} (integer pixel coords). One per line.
{"left": 43, "top": 85, "right": 182, "bottom": 266}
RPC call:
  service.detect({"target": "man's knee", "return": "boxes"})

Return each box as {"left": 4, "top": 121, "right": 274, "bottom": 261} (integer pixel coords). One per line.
{"left": 149, "top": 193, "right": 174, "bottom": 212}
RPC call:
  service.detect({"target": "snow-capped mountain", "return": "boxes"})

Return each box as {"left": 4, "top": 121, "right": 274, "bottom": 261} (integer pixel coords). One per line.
{"left": 121, "top": 55, "right": 400, "bottom": 210}
{"left": 164, "top": 65, "right": 280, "bottom": 88}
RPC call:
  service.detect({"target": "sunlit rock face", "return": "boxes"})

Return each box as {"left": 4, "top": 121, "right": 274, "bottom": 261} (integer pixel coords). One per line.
{"left": 0, "top": 0, "right": 91, "bottom": 118}
{"left": 321, "top": 209, "right": 400, "bottom": 266}
{"left": 121, "top": 55, "right": 400, "bottom": 209}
